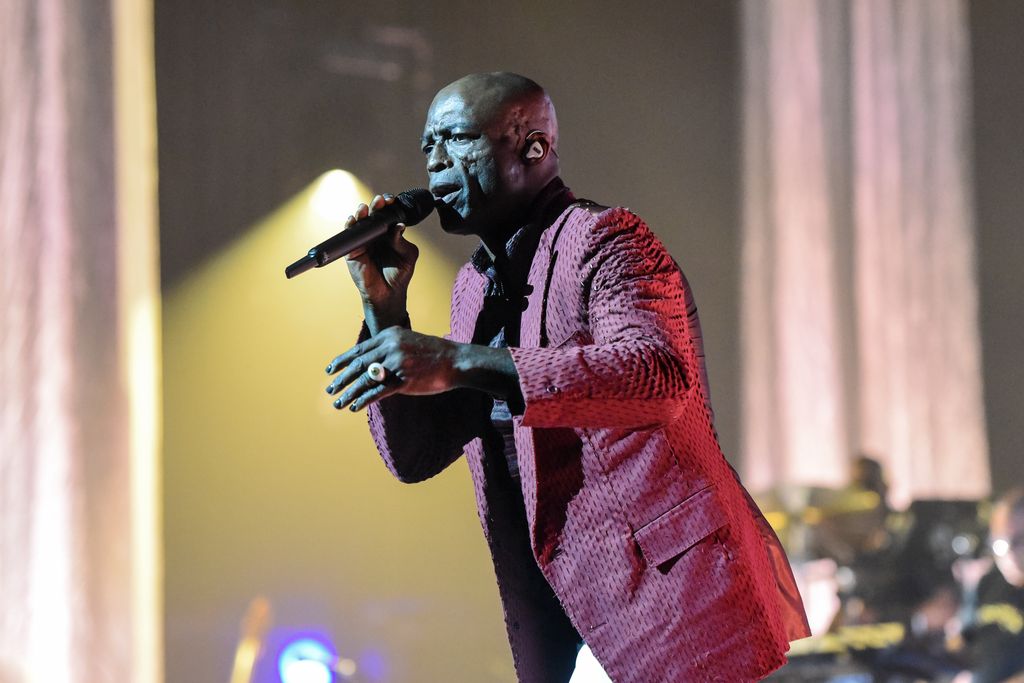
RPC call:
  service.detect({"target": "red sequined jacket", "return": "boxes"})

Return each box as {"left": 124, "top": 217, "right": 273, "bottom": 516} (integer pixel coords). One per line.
{"left": 366, "top": 202, "right": 809, "bottom": 682}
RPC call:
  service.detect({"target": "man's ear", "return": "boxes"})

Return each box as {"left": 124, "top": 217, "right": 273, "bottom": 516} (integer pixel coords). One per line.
{"left": 522, "top": 130, "right": 549, "bottom": 164}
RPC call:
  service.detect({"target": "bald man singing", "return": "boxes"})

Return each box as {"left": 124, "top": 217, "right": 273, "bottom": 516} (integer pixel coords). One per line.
{"left": 325, "top": 73, "right": 809, "bottom": 682}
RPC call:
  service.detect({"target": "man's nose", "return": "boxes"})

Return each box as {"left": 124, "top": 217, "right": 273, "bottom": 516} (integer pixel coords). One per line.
{"left": 426, "top": 143, "right": 452, "bottom": 172}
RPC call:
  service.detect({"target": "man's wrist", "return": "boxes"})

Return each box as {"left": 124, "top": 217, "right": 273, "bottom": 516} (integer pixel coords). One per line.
{"left": 363, "top": 300, "right": 409, "bottom": 334}
{"left": 450, "top": 342, "right": 476, "bottom": 386}
{"left": 452, "top": 344, "right": 521, "bottom": 403}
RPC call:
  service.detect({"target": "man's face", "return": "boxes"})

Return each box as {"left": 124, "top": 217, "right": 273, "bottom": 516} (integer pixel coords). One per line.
{"left": 991, "top": 507, "right": 1024, "bottom": 587}
{"left": 421, "top": 88, "right": 525, "bottom": 236}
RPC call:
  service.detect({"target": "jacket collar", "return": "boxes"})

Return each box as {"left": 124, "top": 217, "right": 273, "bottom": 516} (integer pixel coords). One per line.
{"left": 470, "top": 177, "right": 575, "bottom": 289}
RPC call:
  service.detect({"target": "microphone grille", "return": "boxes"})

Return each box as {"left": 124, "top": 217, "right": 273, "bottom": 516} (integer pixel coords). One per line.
{"left": 395, "top": 188, "right": 436, "bottom": 226}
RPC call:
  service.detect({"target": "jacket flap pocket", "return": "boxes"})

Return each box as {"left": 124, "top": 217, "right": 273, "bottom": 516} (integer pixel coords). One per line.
{"left": 550, "top": 328, "right": 592, "bottom": 348}
{"left": 633, "top": 485, "right": 728, "bottom": 567}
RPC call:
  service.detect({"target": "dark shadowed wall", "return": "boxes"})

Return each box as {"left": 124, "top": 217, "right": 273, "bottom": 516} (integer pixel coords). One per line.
{"left": 970, "top": 0, "right": 1024, "bottom": 494}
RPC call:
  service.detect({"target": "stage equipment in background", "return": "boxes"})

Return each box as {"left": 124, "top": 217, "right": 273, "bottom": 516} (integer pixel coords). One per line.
{"left": 285, "top": 188, "right": 434, "bottom": 278}
{"left": 278, "top": 637, "right": 335, "bottom": 683}
{"left": 765, "top": 495, "right": 990, "bottom": 681}
{"left": 277, "top": 635, "right": 358, "bottom": 683}
{"left": 229, "top": 597, "right": 272, "bottom": 683}
{"left": 227, "top": 597, "right": 361, "bottom": 683}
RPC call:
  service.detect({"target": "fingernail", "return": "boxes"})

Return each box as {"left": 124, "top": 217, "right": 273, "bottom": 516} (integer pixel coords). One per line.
{"left": 326, "top": 385, "right": 334, "bottom": 394}
{"left": 325, "top": 365, "right": 333, "bottom": 373}
{"left": 333, "top": 398, "right": 342, "bottom": 409}
{"left": 349, "top": 403, "right": 359, "bottom": 412}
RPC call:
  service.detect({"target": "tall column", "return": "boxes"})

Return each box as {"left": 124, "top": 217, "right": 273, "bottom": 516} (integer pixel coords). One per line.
{"left": 740, "top": 0, "right": 989, "bottom": 506}
{"left": 0, "top": 0, "right": 161, "bottom": 680}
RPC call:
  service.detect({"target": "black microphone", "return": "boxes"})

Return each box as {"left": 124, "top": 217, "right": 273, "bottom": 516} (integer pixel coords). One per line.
{"left": 284, "top": 188, "right": 435, "bottom": 279}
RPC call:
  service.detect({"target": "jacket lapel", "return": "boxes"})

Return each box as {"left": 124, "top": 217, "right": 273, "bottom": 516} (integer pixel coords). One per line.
{"left": 450, "top": 269, "right": 486, "bottom": 344}
{"left": 515, "top": 208, "right": 571, "bottom": 564}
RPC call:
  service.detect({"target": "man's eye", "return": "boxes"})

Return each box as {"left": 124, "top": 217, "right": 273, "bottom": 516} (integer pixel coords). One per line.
{"left": 451, "top": 133, "right": 472, "bottom": 142}
{"left": 422, "top": 144, "right": 434, "bottom": 155}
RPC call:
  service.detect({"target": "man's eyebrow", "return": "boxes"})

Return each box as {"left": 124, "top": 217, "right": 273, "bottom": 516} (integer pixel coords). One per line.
{"left": 421, "top": 122, "right": 477, "bottom": 141}
{"left": 420, "top": 127, "right": 446, "bottom": 146}
{"left": 420, "top": 122, "right": 480, "bottom": 149}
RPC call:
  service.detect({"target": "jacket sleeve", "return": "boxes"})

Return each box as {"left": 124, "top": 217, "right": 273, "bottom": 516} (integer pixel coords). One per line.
{"left": 363, "top": 267, "right": 490, "bottom": 483}
{"left": 365, "top": 387, "right": 488, "bottom": 483}
{"left": 509, "top": 208, "right": 696, "bottom": 429}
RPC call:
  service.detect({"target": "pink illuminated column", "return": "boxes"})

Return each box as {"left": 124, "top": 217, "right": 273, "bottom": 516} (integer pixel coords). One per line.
{"left": 740, "top": 0, "right": 851, "bottom": 493}
{"left": 0, "top": 0, "right": 161, "bottom": 681}
{"left": 850, "top": 0, "right": 988, "bottom": 505}
{"left": 740, "top": 0, "right": 989, "bottom": 506}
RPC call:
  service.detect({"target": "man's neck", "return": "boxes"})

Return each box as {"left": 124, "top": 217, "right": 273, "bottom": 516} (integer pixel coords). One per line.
{"left": 479, "top": 177, "right": 573, "bottom": 264}
{"left": 469, "top": 178, "right": 574, "bottom": 297}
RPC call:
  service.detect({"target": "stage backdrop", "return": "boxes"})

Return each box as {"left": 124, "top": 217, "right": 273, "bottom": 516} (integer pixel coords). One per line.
{"left": 740, "top": 0, "right": 989, "bottom": 506}
{"left": 0, "top": 0, "right": 161, "bottom": 681}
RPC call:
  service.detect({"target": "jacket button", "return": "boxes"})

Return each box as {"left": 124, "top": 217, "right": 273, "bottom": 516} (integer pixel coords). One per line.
{"left": 546, "top": 385, "right": 559, "bottom": 394}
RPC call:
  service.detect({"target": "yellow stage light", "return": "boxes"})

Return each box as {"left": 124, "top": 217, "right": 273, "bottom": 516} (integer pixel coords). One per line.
{"left": 310, "top": 169, "right": 362, "bottom": 224}
{"left": 164, "top": 169, "right": 511, "bottom": 681}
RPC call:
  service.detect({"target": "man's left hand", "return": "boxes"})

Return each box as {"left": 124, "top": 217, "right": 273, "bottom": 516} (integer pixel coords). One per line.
{"left": 325, "top": 327, "right": 461, "bottom": 411}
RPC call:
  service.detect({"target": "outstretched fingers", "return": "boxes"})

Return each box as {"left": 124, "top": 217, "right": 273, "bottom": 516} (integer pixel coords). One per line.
{"left": 325, "top": 333, "right": 404, "bottom": 410}
{"left": 327, "top": 336, "right": 380, "bottom": 374}
{"left": 329, "top": 361, "right": 399, "bottom": 411}
{"left": 325, "top": 337, "right": 383, "bottom": 393}
{"left": 340, "top": 375, "right": 395, "bottom": 412}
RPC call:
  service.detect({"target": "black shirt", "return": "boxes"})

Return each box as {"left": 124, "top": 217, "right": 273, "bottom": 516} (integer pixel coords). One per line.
{"left": 469, "top": 178, "right": 575, "bottom": 483}
{"left": 965, "top": 569, "right": 1024, "bottom": 683}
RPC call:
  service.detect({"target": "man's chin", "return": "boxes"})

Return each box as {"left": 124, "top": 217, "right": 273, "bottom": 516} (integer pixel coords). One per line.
{"left": 436, "top": 204, "right": 474, "bottom": 235}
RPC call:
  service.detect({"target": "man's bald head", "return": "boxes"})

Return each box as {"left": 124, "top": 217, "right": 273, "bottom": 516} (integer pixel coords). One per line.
{"left": 433, "top": 72, "right": 559, "bottom": 154}
{"left": 422, "top": 73, "right": 561, "bottom": 238}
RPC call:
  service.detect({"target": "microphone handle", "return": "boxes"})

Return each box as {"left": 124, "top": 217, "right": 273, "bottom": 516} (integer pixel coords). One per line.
{"left": 284, "top": 188, "right": 433, "bottom": 279}
{"left": 284, "top": 215, "right": 392, "bottom": 279}
{"left": 313, "top": 219, "right": 391, "bottom": 267}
